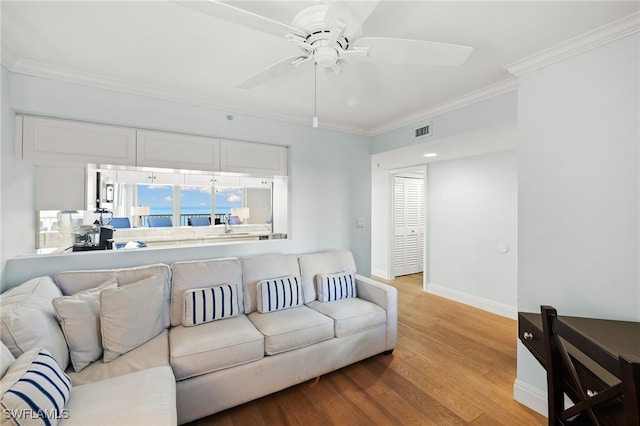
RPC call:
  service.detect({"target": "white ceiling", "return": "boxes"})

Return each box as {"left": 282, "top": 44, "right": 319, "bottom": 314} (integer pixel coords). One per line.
{"left": 2, "top": 1, "right": 639, "bottom": 136}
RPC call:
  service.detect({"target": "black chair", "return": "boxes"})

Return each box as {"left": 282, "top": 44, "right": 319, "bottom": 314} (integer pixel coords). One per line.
{"left": 541, "top": 305, "right": 640, "bottom": 425}
{"left": 188, "top": 217, "right": 210, "bottom": 226}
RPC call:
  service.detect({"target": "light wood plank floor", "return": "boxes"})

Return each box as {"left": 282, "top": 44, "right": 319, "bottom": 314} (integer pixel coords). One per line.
{"left": 186, "top": 273, "right": 546, "bottom": 425}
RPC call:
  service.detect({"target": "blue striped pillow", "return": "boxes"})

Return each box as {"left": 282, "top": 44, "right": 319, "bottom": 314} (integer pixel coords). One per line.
{"left": 183, "top": 284, "right": 239, "bottom": 326}
{"left": 317, "top": 272, "right": 357, "bottom": 302}
{"left": 0, "top": 348, "right": 71, "bottom": 426}
{"left": 257, "top": 276, "right": 303, "bottom": 313}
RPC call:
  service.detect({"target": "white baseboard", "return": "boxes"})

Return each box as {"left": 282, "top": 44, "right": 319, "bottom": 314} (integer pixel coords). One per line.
{"left": 426, "top": 283, "right": 518, "bottom": 319}
{"left": 371, "top": 267, "right": 392, "bottom": 281}
{"left": 513, "top": 379, "right": 548, "bottom": 417}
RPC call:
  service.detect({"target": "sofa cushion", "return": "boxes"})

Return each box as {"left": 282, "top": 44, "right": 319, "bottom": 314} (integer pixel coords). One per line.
{"left": 248, "top": 306, "right": 334, "bottom": 355}
{"left": 100, "top": 275, "right": 165, "bottom": 362}
{"left": 183, "top": 284, "right": 239, "bottom": 326}
{"left": 316, "top": 272, "right": 357, "bottom": 302}
{"left": 170, "top": 258, "right": 243, "bottom": 327}
{"left": 55, "top": 263, "right": 172, "bottom": 329}
{"left": 0, "top": 276, "right": 69, "bottom": 370}
{"left": 52, "top": 279, "right": 117, "bottom": 372}
{"left": 0, "top": 347, "right": 71, "bottom": 426}
{"left": 241, "top": 254, "right": 300, "bottom": 314}
{"left": 66, "top": 330, "right": 169, "bottom": 386}
{"left": 170, "top": 316, "right": 264, "bottom": 381}
{"left": 0, "top": 342, "right": 15, "bottom": 378}
{"left": 298, "top": 250, "right": 357, "bottom": 304}
{"left": 257, "top": 276, "right": 303, "bottom": 313}
{"left": 61, "top": 366, "right": 176, "bottom": 426}
{"left": 307, "top": 298, "right": 387, "bottom": 337}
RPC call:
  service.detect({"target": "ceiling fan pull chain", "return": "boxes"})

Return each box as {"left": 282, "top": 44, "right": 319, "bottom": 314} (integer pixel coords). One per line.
{"left": 313, "top": 62, "right": 319, "bottom": 128}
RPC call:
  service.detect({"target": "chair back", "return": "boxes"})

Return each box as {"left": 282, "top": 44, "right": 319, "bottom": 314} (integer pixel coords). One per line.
{"left": 110, "top": 217, "right": 131, "bottom": 229}
{"left": 148, "top": 217, "right": 172, "bottom": 227}
{"left": 541, "top": 305, "right": 640, "bottom": 425}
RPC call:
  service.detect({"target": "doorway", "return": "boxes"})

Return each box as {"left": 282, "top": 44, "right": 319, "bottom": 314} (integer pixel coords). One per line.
{"left": 392, "top": 173, "right": 425, "bottom": 277}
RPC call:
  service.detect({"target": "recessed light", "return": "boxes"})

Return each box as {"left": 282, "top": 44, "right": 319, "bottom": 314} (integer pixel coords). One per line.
{"left": 423, "top": 153, "right": 437, "bottom": 158}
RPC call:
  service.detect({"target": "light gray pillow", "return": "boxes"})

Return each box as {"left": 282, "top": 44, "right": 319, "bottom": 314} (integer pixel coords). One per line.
{"left": 0, "top": 276, "right": 69, "bottom": 370}
{"left": 100, "top": 275, "right": 165, "bottom": 362}
{"left": 52, "top": 278, "right": 117, "bottom": 372}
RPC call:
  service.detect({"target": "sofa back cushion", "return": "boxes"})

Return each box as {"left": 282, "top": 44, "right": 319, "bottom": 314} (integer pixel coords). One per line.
{"left": 241, "top": 254, "right": 301, "bottom": 314}
{"left": 170, "top": 258, "right": 243, "bottom": 326}
{"left": 298, "top": 250, "right": 357, "bottom": 304}
{"left": 0, "top": 276, "right": 70, "bottom": 370}
{"left": 55, "top": 264, "right": 172, "bottom": 329}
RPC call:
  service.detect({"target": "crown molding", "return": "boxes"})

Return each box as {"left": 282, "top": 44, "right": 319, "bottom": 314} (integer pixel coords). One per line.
{"left": 505, "top": 11, "right": 640, "bottom": 77}
{"left": 3, "top": 56, "right": 369, "bottom": 137}
{"left": 366, "top": 78, "right": 518, "bottom": 137}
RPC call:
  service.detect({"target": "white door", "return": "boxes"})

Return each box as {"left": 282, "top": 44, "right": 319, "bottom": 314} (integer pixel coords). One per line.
{"left": 393, "top": 176, "right": 424, "bottom": 276}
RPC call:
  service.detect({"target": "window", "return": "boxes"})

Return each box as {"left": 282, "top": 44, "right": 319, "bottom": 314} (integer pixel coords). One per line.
{"left": 137, "top": 184, "right": 173, "bottom": 226}
{"left": 181, "top": 186, "right": 212, "bottom": 226}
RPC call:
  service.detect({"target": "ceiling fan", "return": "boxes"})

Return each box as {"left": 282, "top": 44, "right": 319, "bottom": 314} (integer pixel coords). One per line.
{"left": 176, "top": 0, "right": 473, "bottom": 126}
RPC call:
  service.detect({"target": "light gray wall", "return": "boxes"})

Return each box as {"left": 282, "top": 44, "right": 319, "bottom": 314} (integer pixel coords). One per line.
{"left": 516, "top": 32, "right": 639, "bottom": 401}
{"left": 371, "top": 91, "right": 518, "bottom": 154}
{"left": 428, "top": 151, "right": 517, "bottom": 309}
{"left": 1, "top": 71, "right": 372, "bottom": 289}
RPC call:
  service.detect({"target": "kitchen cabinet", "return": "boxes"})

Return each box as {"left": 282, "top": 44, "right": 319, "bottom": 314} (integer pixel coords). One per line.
{"left": 116, "top": 170, "right": 184, "bottom": 185}
{"left": 184, "top": 174, "right": 215, "bottom": 186}
{"left": 137, "top": 130, "right": 220, "bottom": 171}
{"left": 35, "top": 166, "right": 86, "bottom": 210}
{"left": 220, "top": 140, "right": 287, "bottom": 176}
{"left": 213, "top": 175, "right": 241, "bottom": 187}
{"left": 20, "top": 115, "right": 136, "bottom": 166}
{"left": 242, "top": 177, "right": 272, "bottom": 188}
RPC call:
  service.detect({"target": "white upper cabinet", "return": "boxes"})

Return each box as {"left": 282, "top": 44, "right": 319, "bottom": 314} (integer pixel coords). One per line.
{"left": 220, "top": 140, "right": 287, "bottom": 176}
{"left": 20, "top": 116, "right": 136, "bottom": 166}
{"left": 183, "top": 174, "right": 215, "bottom": 186}
{"left": 116, "top": 169, "right": 184, "bottom": 185}
{"left": 242, "top": 177, "right": 272, "bottom": 188}
{"left": 137, "top": 130, "right": 220, "bottom": 171}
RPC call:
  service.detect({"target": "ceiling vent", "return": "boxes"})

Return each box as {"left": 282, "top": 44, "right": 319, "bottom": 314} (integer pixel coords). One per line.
{"left": 414, "top": 122, "right": 433, "bottom": 139}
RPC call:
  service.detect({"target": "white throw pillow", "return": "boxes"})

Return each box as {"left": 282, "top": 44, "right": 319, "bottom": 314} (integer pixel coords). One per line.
{"left": 0, "top": 347, "right": 71, "bottom": 426}
{"left": 100, "top": 275, "right": 165, "bottom": 363}
{"left": 183, "top": 284, "right": 239, "bottom": 326}
{"left": 257, "top": 275, "right": 303, "bottom": 313}
{"left": 316, "top": 272, "right": 357, "bottom": 302}
{"left": 52, "top": 278, "right": 117, "bottom": 372}
{"left": 0, "top": 276, "right": 69, "bottom": 370}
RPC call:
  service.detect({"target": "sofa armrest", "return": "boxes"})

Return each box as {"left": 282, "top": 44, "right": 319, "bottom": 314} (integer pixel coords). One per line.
{"left": 355, "top": 274, "right": 398, "bottom": 351}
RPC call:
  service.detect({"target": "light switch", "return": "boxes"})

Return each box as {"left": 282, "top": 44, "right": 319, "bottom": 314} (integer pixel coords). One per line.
{"left": 356, "top": 217, "right": 365, "bottom": 228}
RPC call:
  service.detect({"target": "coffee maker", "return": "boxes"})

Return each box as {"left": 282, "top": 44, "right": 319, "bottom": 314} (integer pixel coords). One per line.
{"left": 72, "top": 224, "right": 114, "bottom": 251}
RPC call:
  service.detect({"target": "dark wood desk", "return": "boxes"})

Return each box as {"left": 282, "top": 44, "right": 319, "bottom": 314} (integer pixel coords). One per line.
{"left": 518, "top": 312, "right": 640, "bottom": 425}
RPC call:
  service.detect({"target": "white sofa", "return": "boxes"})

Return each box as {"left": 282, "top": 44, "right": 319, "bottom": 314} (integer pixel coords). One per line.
{"left": 0, "top": 250, "right": 397, "bottom": 425}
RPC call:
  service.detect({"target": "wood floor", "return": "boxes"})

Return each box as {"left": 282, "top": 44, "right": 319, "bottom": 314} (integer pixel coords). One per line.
{"left": 186, "top": 274, "right": 546, "bottom": 425}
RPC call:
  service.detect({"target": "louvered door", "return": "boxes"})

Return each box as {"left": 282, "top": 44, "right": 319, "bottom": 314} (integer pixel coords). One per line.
{"left": 393, "top": 176, "right": 424, "bottom": 276}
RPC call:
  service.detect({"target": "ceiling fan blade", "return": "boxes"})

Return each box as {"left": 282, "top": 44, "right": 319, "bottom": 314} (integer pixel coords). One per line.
{"left": 356, "top": 37, "right": 473, "bottom": 66}
{"left": 173, "top": 0, "right": 304, "bottom": 38}
{"left": 236, "top": 55, "right": 304, "bottom": 89}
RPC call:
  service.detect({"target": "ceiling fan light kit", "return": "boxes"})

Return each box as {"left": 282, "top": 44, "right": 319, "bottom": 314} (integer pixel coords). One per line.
{"left": 184, "top": 1, "right": 473, "bottom": 127}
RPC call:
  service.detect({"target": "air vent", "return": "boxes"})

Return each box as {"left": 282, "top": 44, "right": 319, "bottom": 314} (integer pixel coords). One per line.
{"left": 414, "top": 122, "right": 433, "bottom": 139}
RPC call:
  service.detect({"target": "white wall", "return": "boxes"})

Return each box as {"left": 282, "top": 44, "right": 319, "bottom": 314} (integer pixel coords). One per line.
{"left": 427, "top": 151, "right": 518, "bottom": 317}
{"left": 515, "top": 33, "right": 639, "bottom": 413}
{"left": 1, "top": 71, "right": 372, "bottom": 289}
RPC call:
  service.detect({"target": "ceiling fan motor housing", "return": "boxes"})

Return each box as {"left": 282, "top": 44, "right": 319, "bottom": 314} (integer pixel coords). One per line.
{"left": 314, "top": 46, "right": 339, "bottom": 68}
